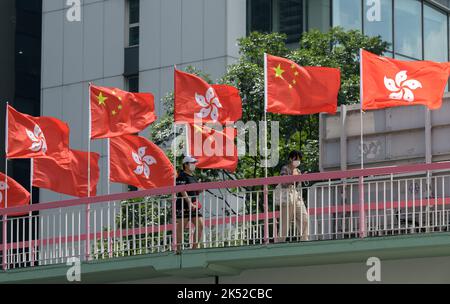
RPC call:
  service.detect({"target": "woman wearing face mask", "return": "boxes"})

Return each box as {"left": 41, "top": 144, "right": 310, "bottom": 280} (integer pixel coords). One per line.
{"left": 176, "top": 156, "right": 204, "bottom": 250}
{"left": 277, "top": 150, "right": 309, "bottom": 242}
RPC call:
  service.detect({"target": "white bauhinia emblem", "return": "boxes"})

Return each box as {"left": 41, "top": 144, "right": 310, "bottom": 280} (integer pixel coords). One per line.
{"left": 132, "top": 147, "right": 157, "bottom": 179}
{"left": 384, "top": 71, "right": 422, "bottom": 102}
{"left": 195, "top": 87, "right": 223, "bottom": 122}
{"left": 26, "top": 125, "right": 47, "bottom": 153}
{"left": 0, "top": 181, "right": 8, "bottom": 205}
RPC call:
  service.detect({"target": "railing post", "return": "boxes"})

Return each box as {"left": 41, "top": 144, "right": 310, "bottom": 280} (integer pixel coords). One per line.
{"left": 85, "top": 204, "right": 90, "bottom": 261}
{"left": 263, "top": 185, "right": 269, "bottom": 244}
{"left": 359, "top": 176, "right": 366, "bottom": 238}
{"left": 2, "top": 215, "right": 7, "bottom": 271}
{"left": 171, "top": 194, "right": 177, "bottom": 252}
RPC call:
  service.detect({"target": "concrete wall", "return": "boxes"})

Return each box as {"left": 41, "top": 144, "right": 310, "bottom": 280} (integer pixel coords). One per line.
{"left": 125, "top": 255, "right": 450, "bottom": 284}
{"left": 40, "top": 0, "right": 246, "bottom": 202}
{"left": 320, "top": 94, "right": 450, "bottom": 172}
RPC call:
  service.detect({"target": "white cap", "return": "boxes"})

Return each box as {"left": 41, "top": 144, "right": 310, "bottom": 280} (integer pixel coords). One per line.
{"left": 182, "top": 155, "right": 198, "bottom": 164}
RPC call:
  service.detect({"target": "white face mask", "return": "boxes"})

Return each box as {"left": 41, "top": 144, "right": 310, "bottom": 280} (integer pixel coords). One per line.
{"left": 292, "top": 160, "right": 301, "bottom": 168}
{"left": 188, "top": 164, "right": 196, "bottom": 172}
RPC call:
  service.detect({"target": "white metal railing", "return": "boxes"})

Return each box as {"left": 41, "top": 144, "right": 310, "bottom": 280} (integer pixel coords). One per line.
{"left": 2, "top": 163, "right": 450, "bottom": 270}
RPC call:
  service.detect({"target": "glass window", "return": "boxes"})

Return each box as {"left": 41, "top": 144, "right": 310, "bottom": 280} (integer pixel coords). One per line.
{"left": 127, "top": 0, "right": 140, "bottom": 46}
{"left": 364, "top": 0, "right": 393, "bottom": 48}
{"left": 129, "top": 0, "right": 140, "bottom": 24}
{"left": 127, "top": 76, "right": 139, "bottom": 93}
{"left": 307, "top": 0, "right": 331, "bottom": 32}
{"left": 424, "top": 5, "right": 448, "bottom": 62}
{"left": 128, "top": 27, "right": 139, "bottom": 47}
{"left": 394, "top": 0, "right": 422, "bottom": 59}
{"left": 332, "top": 0, "right": 362, "bottom": 30}
{"left": 247, "top": 0, "right": 272, "bottom": 33}
{"left": 274, "top": 0, "right": 304, "bottom": 44}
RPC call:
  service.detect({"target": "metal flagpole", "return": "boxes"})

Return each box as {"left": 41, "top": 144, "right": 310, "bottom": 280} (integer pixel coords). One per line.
{"left": 86, "top": 84, "right": 92, "bottom": 260}
{"left": 172, "top": 65, "right": 178, "bottom": 251}
{"left": 359, "top": 48, "right": 366, "bottom": 238}
{"left": 3, "top": 102, "right": 9, "bottom": 270}
{"left": 263, "top": 53, "right": 269, "bottom": 179}
{"left": 88, "top": 83, "right": 92, "bottom": 197}
{"left": 107, "top": 138, "right": 111, "bottom": 195}
{"left": 4, "top": 102, "right": 8, "bottom": 208}
{"left": 359, "top": 49, "right": 364, "bottom": 170}
{"left": 263, "top": 53, "right": 270, "bottom": 244}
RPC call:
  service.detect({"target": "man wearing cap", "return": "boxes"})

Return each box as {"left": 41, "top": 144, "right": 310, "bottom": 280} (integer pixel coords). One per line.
{"left": 176, "top": 156, "right": 204, "bottom": 250}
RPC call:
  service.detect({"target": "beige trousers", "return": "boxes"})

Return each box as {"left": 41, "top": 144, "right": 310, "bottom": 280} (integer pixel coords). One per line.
{"left": 278, "top": 187, "right": 309, "bottom": 242}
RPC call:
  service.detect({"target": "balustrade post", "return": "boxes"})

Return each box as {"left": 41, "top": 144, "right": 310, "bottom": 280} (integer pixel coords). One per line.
{"left": 264, "top": 185, "right": 269, "bottom": 244}
{"left": 359, "top": 176, "right": 366, "bottom": 238}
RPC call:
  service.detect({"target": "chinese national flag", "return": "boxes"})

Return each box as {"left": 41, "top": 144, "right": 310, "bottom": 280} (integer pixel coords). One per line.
{"left": 175, "top": 69, "right": 242, "bottom": 124}
{"left": 110, "top": 135, "right": 175, "bottom": 189}
{"left": 7, "top": 105, "right": 70, "bottom": 159}
{"left": 361, "top": 49, "right": 450, "bottom": 110}
{"left": 33, "top": 150, "right": 100, "bottom": 197}
{"left": 90, "top": 84, "right": 157, "bottom": 139}
{"left": 0, "top": 172, "right": 30, "bottom": 211}
{"left": 187, "top": 124, "right": 238, "bottom": 172}
{"left": 266, "top": 54, "right": 341, "bottom": 115}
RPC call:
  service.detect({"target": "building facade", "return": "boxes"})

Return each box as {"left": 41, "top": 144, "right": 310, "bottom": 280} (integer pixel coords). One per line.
{"left": 0, "top": 0, "right": 444, "bottom": 203}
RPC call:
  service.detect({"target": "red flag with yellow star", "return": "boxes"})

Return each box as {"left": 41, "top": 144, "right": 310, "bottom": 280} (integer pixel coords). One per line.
{"left": 90, "top": 84, "right": 157, "bottom": 139}
{"left": 265, "top": 54, "right": 340, "bottom": 115}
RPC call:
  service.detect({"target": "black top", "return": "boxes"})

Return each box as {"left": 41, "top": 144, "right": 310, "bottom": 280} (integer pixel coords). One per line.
{"left": 176, "top": 171, "right": 200, "bottom": 209}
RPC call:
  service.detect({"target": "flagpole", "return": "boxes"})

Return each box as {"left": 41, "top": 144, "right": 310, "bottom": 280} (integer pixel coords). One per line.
{"left": 359, "top": 49, "right": 364, "bottom": 170}
{"left": 86, "top": 83, "right": 92, "bottom": 261}
{"left": 4, "top": 102, "right": 8, "bottom": 209}
{"left": 3, "top": 102, "right": 8, "bottom": 270}
{"left": 88, "top": 83, "right": 92, "bottom": 196}
{"left": 263, "top": 53, "right": 269, "bottom": 179}
{"left": 172, "top": 65, "right": 178, "bottom": 252}
{"left": 107, "top": 138, "right": 111, "bottom": 195}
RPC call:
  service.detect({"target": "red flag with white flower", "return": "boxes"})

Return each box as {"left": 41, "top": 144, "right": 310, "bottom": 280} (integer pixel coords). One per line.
{"left": 90, "top": 84, "right": 157, "bottom": 139}
{"left": 109, "top": 135, "right": 175, "bottom": 189}
{"left": 361, "top": 49, "right": 450, "bottom": 110}
{"left": 7, "top": 105, "right": 48, "bottom": 159}
{"left": 174, "top": 69, "right": 242, "bottom": 124}
{"left": 0, "top": 172, "right": 30, "bottom": 210}
{"left": 33, "top": 150, "right": 100, "bottom": 197}
{"left": 187, "top": 124, "right": 238, "bottom": 172}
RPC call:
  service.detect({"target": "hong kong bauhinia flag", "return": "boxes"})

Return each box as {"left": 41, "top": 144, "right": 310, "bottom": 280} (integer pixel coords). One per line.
{"left": 109, "top": 135, "right": 175, "bottom": 189}
{"left": 175, "top": 69, "right": 242, "bottom": 124}
{"left": 187, "top": 124, "right": 238, "bottom": 172}
{"left": 0, "top": 172, "right": 30, "bottom": 209}
{"left": 7, "top": 105, "right": 70, "bottom": 159}
{"left": 90, "top": 84, "right": 157, "bottom": 139}
{"left": 361, "top": 49, "right": 450, "bottom": 110}
{"left": 265, "top": 54, "right": 341, "bottom": 115}
{"left": 33, "top": 150, "right": 100, "bottom": 197}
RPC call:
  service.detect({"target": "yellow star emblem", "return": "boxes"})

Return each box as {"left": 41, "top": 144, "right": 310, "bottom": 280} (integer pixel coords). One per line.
{"left": 294, "top": 71, "right": 299, "bottom": 76}
{"left": 289, "top": 84, "right": 293, "bottom": 89}
{"left": 273, "top": 64, "right": 285, "bottom": 79}
{"left": 111, "top": 110, "right": 117, "bottom": 116}
{"left": 118, "top": 105, "right": 123, "bottom": 110}
{"left": 97, "top": 92, "right": 108, "bottom": 106}
{"left": 293, "top": 79, "right": 296, "bottom": 85}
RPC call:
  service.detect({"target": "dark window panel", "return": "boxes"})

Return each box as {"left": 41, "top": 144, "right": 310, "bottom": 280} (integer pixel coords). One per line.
{"left": 278, "top": 0, "right": 303, "bottom": 43}
{"left": 247, "top": 0, "right": 272, "bottom": 33}
{"left": 129, "top": 0, "right": 140, "bottom": 24}
{"left": 129, "top": 26, "right": 140, "bottom": 46}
